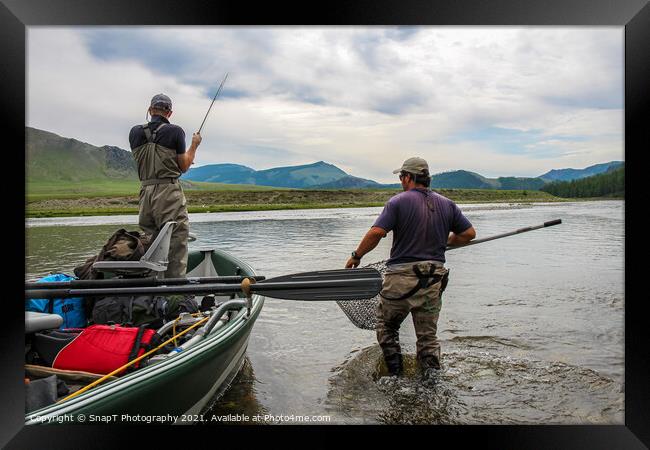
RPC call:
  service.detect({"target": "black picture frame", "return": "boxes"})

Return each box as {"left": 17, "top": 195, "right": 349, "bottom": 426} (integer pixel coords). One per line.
{"left": 2, "top": 0, "right": 647, "bottom": 447}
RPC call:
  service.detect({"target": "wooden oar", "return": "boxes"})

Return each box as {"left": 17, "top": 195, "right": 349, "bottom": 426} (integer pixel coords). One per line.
{"left": 25, "top": 268, "right": 382, "bottom": 302}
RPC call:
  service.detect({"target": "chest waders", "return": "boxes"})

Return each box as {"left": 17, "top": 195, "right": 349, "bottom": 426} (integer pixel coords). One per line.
{"left": 380, "top": 264, "right": 450, "bottom": 301}
{"left": 132, "top": 122, "right": 184, "bottom": 184}
{"left": 132, "top": 122, "right": 189, "bottom": 278}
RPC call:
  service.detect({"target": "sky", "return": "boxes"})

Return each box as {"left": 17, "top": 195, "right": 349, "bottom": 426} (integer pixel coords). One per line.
{"left": 27, "top": 27, "right": 623, "bottom": 183}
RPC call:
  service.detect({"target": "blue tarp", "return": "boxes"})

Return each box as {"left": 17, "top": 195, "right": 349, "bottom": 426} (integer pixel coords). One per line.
{"left": 26, "top": 273, "right": 87, "bottom": 329}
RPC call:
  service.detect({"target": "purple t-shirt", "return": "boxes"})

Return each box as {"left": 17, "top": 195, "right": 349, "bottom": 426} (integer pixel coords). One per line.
{"left": 373, "top": 188, "right": 472, "bottom": 265}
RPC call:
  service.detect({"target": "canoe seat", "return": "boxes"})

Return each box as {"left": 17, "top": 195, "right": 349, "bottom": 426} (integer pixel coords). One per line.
{"left": 186, "top": 249, "right": 220, "bottom": 278}
{"left": 92, "top": 221, "right": 176, "bottom": 277}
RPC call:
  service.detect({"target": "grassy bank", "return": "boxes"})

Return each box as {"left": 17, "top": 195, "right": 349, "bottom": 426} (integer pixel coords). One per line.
{"left": 26, "top": 185, "right": 572, "bottom": 218}
{"left": 26, "top": 179, "right": 286, "bottom": 201}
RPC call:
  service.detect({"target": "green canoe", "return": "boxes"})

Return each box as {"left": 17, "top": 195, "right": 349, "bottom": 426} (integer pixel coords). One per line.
{"left": 24, "top": 248, "right": 264, "bottom": 425}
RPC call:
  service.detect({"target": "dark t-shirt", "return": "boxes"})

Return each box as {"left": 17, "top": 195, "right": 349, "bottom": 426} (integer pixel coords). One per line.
{"left": 129, "top": 115, "right": 186, "bottom": 154}
{"left": 373, "top": 188, "right": 473, "bottom": 265}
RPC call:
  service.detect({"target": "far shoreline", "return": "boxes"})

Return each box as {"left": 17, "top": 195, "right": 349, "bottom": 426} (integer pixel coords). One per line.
{"left": 25, "top": 188, "right": 622, "bottom": 218}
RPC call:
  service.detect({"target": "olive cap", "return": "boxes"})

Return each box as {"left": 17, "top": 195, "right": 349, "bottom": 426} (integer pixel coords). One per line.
{"left": 392, "top": 157, "right": 429, "bottom": 175}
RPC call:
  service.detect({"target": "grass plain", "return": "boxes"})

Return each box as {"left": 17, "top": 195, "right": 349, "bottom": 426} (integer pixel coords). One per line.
{"left": 26, "top": 179, "right": 567, "bottom": 218}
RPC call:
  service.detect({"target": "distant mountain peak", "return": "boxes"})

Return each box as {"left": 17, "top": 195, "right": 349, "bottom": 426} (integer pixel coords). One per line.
{"left": 539, "top": 161, "right": 623, "bottom": 182}
{"left": 183, "top": 159, "right": 348, "bottom": 188}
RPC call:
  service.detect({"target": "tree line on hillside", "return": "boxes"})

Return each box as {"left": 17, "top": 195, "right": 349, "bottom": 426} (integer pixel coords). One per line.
{"left": 540, "top": 166, "right": 624, "bottom": 198}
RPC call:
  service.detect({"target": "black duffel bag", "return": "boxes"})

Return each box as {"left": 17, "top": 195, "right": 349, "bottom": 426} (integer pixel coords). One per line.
{"left": 92, "top": 295, "right": 199, "bottom": 328}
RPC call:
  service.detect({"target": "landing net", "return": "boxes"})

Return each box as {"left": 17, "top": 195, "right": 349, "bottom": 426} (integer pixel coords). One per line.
{"left": 335, "top": 260, "right": 387, "bottom": 331}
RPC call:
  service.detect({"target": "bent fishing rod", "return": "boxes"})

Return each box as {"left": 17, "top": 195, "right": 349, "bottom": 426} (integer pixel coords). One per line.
{"left": 197, "top": 72, "right": 228, "bottom": 134}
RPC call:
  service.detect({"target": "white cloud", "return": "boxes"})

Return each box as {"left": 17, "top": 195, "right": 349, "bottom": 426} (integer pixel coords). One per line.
{"left": 27, "top": 28, "right": 203, "bottom": 150}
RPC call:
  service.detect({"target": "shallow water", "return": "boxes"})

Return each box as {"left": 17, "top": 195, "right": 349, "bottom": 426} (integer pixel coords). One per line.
{"left": 25, "top": 200, "right": 624, "bottom": 424}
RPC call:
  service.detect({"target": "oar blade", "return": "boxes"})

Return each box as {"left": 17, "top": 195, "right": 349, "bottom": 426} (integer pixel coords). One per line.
{"left": 256, "top": 268, "right": 383, "bottom": 301}
{"left": 255, "top": 282, "right": 382, "bottom": 301}
{"left": 265, "top": 268, "right": 380, "bottom": 283}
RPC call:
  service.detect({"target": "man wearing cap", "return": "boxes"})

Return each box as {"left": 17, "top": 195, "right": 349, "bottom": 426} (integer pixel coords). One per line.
{"left": 345, "top": 157, "right": 476, "bottom": 379}
{"left": 129, "top": 94, "right": 202, "bottom": 278}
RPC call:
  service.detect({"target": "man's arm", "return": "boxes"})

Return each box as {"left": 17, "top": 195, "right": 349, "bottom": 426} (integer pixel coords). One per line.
{"left": 177, "top": 133, "right": 202, "bottom": 173}
{"left": 345, "top": 226, "right": 387, "bottom": 268}
{"left": 447, "top": 226, "right": 476, "bottom": 247}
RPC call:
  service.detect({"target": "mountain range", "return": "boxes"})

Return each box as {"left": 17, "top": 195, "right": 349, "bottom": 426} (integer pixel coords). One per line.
{"left": 537, "top": 162, "right": 624, "bottom": 182}
{"left": 25, "top": 126, "right": 623, "bottom": 190}
{"left": 182, "top": 161, "right": 622, "bottom": 190}
{"left": 185, "top": 161, "right": 351, "bottom": 188}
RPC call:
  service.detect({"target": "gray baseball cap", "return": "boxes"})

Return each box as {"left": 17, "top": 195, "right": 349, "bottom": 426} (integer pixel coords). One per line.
{"left": 150, "top": 93, "right": 172, "bottom": 110}
{"left": 393, "top": 157, "right": 429, "bottom": 175}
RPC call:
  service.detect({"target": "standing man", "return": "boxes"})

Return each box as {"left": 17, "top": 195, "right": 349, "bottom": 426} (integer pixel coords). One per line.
{"left": 129, "top": 94, "right": 202, "bottom": 278}
{"left": 345, "top": 157, "right": 476, "bottom": 379}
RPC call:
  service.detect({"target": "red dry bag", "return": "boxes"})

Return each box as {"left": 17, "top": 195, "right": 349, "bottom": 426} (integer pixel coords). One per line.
{"left": 53, "top": 324, "right": 156, "bottom": 375}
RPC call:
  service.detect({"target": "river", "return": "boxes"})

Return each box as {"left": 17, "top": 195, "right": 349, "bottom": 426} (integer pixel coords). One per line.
{"left": 25, "top": 200, "right": 624, "bottom": 424}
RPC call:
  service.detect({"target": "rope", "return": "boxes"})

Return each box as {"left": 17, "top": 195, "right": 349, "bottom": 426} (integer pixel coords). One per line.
{"left": 172, "top": 317, "right": 179, "bottom": 348}
{"left": 58, "top": 316, "right": 210, "bottom": 404}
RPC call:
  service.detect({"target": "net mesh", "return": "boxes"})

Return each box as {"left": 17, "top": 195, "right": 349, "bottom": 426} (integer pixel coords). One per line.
{"left": 336, "top": 260, "right": 388, "bottom": 330}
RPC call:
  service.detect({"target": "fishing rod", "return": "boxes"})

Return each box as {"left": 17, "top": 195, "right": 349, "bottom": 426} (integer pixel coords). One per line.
{"left": 197, "top": 73, "right": 228, "bottom": 134}
{"left": 446, "top": 219, "right": 562, "bottom": 250}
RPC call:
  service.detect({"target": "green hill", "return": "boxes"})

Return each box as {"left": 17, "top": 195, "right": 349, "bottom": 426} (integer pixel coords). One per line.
{"left": 540, "top": 165, "right": 624, "bottom": 198}
{"left": 179, "top": 163, "right": 256, "bottom": 184}
{"left": 183, "top": 160, "right": 348, "bottom": 188}
{"left": 494, "top": 176, "right": 546, "bottom": 190}
{"left": 26, "top": 127, "right": 137, "bottom": 182}
{"left": 538, "top": 161, "right": 623, "bottom": 182}
{"left": 429, "top": 170, "right": 494, "bottom": 189}
{"left": 26, "top": 127, "right": 141, "bottom": 198}
{"left": 306, "top": 175, "right": 384, "bottom": 189}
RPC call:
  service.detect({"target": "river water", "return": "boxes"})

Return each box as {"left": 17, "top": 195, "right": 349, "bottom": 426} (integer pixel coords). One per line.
{"left": 25, "top": 200, "right": 624, "bottom": 424}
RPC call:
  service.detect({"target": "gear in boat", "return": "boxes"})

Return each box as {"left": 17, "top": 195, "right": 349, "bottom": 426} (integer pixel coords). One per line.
{"left": 24, "top": 222, "right": 250, "bottom": 413}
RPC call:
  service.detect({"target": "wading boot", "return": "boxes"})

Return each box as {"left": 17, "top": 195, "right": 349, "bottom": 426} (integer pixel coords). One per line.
{"left": 419, "top": 355, "right": 442, "bottom": 382}
{"left": 385, "top": 353, "right": 404, "bottom": 377}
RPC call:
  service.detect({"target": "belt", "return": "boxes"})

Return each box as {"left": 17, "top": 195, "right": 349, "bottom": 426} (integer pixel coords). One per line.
{"left": 381, "top": 263, "right": 449, "bottom": 301}
{"left": 141, "top": 178, "right": 178, "bottom": 186}
{"left": 385, "top": 260, "right": 444, "bottom": 274}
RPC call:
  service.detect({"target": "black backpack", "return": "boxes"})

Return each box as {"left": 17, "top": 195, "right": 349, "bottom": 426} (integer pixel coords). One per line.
{"left": 92, "top": 294, "right": 199, "bottom": 329}
{"left": 74, "top": 229, "right": 152, "bottom": 280}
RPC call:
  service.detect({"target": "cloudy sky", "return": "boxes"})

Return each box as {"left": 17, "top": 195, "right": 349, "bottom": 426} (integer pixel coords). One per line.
{"left": 27, "top": 27, "right": 623, "bottom": 183}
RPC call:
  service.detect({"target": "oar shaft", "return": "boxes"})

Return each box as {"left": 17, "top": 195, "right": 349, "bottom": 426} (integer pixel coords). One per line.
{"left": 25, "top": 275, "right": 266, "bottom": 290}
{"left": 447, "top": 219, "right": 562, "bottom": 250}
{"left": 26, "top": 283, "right": 242, "bottom": 299}
{"left": 25, "top": 276, "right": 382, "bottom": 301}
